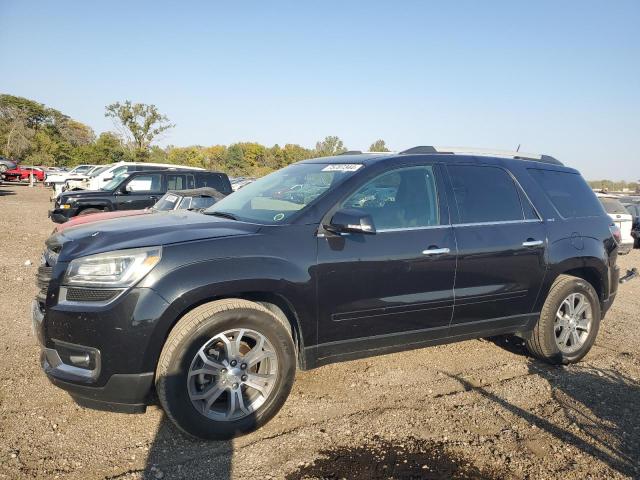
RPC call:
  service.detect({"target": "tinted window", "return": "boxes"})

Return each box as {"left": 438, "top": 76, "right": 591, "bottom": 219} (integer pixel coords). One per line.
{"left": 600, "top": 197, "right": 628, "bottom": 215}
{"left": 448, "top": 165, "right": 523, "bottom": 223}
{"left": 167, "top": 174, "right": 186, "bottom": 190}
{"left": 197, "top": 173, "right": 232, "bottom": 193}
{"left": 528, "top": 169, "right": 604, "bottom": 218}
{"left": 127, "top": 173, "right": 162, "bottom": 192}
{"left": 342, "top": 166, "right": 440, "bottom": 230}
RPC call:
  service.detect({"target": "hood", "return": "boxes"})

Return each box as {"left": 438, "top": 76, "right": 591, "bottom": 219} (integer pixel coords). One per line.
{"left": 51, "top": 210, "right": 261, "bottom": 260}
{"left": 58, "top": 189, "right": 110, "bottom": 202}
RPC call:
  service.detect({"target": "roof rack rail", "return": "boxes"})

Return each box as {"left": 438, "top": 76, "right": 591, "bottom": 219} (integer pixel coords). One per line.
{"left": 338, "top": 150, "right": 394, "bottom": 155}
{"left": 399, "top": 146, "right": 563, "bottom": 166}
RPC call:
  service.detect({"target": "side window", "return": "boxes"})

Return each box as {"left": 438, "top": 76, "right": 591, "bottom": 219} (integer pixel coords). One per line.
{"left": 197, "top": 173, "right": 227, "bottom": 192}
{"left": 127, "top": 173, "right": 162, "bottom": 192}
{"left": 167, "top": 174, "right": 187, "bottom": 191}
{"left": 342, "top": 166, "right": 440, "bottom": 230}
{"left": 528, "top": 169, "right": 604, "bottom": 219}
{"left": 448, "top": 165, "right": 523, "bottom": 224}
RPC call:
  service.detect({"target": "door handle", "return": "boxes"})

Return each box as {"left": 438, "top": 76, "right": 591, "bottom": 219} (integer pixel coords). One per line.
{"left": 422, "top": 247, "right": 450, "bottom": 255}
{"left": 522, "top": 240, "right": 544, "bottom": 247}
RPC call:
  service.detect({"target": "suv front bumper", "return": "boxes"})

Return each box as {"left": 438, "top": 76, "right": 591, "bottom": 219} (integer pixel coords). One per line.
{"left": 48, "top": 208, "right": 75, "bottom": 223}
{"left": 32, "top": 285, "right": 172, "bottom": 413}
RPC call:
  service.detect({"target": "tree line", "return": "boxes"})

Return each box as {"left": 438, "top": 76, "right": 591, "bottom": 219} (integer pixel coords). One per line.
{"left": 0, "top": 94, "right": 390, "bottom": 176}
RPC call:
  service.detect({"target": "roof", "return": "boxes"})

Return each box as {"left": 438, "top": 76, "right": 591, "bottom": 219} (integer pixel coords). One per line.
{"left": 297, "top": 146, "right": 569, "bottom": 169}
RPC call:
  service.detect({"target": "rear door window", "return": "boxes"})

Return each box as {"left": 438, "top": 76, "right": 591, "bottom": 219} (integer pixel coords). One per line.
{"left": 447, "top": 165, "right": 524, "bottom": 224}
{"left": 167, "top": 174, "right": 187, "bottom": 190}
{"left": 528, "top": 169, "right": 604, "bottom": 218}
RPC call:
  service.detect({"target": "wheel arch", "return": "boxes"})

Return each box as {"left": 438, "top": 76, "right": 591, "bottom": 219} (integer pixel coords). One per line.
{"left": 161, "top": 291, "right": 308, "bottom": 370}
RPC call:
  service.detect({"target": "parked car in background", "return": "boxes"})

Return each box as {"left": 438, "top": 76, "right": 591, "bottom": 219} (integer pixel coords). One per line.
{"left": 86, "top": 162, "right": 206, "bottom": 191}
{"left": 597, "top": 194, "right": 633, "bottom": 254}
{"left": 3, "top": 165, "right": 46, "bottom": 182}
{"left": 49, "top": 169, "right": 232, "bottom": 223}
{"left": 53, "top": 187, "right": 228, "bottom": 232}
{"left": 0, "top": 157, "right": 17, "bottom": 174}
{"left": 623, "top": 202, "right": 640, "bottom": 248}
{"left": 231, "top": 177, "right": 255, "bottom": 191}
{"left": 35, "top": 147, "right": 620, "bottom": 440}
{"left": 62, "top": 165, "right": 112, "bottom": 192}
{"left": 45, "top": 164, "right": 96, "bottom": 187}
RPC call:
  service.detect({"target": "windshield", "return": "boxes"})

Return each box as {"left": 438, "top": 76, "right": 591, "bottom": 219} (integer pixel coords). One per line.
{"left": 101, "top": 173, "right": 129, "bottom": 191}
{"left": 205, "top": 162, "right": 362, "bottom": 223}
{"left": 88, "top": 166, "right": 109, "bottom": 177}
{"left": 154, "top": 192, "right": 181, "bottom": 211}
{"left": 71, "top": 165, "right": 92, "bottom": 174}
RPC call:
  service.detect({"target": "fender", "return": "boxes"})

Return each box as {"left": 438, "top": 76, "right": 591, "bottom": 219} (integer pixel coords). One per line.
{"left": 536, "top": 235, "right": 610, "bottom": 313}
{"left": 138, "top": 228, "right": 318, "bottom": 374}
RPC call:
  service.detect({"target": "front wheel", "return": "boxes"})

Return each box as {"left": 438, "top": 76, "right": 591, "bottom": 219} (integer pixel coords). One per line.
{"left": 156, "top": 299, "right": 296, "bottom": 440}
{"left": 525, "top": 275, "right": 600, "bottom": 364}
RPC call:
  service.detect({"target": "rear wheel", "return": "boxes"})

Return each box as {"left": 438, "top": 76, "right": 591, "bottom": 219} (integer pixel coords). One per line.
{"left": 156, "top": 299, "right": 296, "bottom": 440}
{"left": 525, "top": 275, "right": 600, "bottom": 364}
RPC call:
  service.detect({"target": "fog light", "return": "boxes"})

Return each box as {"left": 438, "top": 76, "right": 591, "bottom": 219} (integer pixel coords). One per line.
{"left": 69, "top": 353, "right": 91, "bottom": 367}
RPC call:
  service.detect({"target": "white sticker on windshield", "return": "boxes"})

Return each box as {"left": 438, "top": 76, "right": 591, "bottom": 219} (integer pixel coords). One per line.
{"left": 321, "top": 164, "right": 363, "bottom": 172}
{"left": 165, "top": 194, "right": 178, "bottom": 204}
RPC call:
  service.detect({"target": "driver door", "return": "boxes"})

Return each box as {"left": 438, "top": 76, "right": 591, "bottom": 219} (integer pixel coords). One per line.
{"left": 116, "top": 173, "right": 164, "bottom": 210}
{"left": 315, "top": 164, "right": 457, "bottom": 360}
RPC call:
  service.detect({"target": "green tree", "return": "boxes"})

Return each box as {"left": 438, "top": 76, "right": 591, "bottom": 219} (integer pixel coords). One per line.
{"left": 105, "top": 101, "right": 174, "bottom": 159}
{"left": 314, "top": 136, "right": 347, "bottom": 157}
{"left": 368, "top": 139, "right": 390, "bottom": 152}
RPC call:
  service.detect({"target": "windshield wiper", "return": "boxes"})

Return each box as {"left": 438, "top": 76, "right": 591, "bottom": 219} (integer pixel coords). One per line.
{"left": 205, "top": 211, "right": 238, "bottom": 220}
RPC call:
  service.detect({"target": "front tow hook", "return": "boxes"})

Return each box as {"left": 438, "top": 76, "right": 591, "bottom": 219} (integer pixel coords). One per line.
{"left": 619, "top": 268, "right": 638, "bottom": 284}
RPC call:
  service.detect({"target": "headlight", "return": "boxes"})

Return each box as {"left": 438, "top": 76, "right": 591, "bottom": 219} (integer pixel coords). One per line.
{"left": 63, "top": 247, "right": 162, "bottom": 287}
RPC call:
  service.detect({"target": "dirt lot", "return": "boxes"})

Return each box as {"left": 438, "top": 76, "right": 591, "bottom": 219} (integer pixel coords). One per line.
{"left": 0, "top": 184, "right": 638, "bottom": 480}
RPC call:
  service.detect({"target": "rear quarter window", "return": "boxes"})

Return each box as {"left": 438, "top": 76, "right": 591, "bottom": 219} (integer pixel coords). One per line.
{"left": 527, "top": 169, "right": 605, "bottom": 219}
{"left": 197, "top": 173, "right": 232, "bottom": 193}
{"left": 600, "top": 198, "right": 628, "bottom": 215}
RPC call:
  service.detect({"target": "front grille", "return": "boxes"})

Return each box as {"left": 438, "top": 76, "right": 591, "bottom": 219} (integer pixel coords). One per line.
{"left": 36, "top": 265, "right": 53, "bottom": 302}
{"left": 65, "top": 288, "right": 121, "bottom": 302}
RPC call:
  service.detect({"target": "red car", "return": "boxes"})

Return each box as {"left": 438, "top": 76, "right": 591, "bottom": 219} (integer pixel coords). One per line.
{"left": 54, "top": 209, "right": 150, "bottom": 232}
{"left": 3, "top": 166, "right": 46, "bottom": 182}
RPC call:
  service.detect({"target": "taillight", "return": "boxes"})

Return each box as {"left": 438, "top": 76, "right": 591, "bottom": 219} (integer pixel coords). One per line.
{"left": 609, "top": 223, "right": 622, "bottom": 244}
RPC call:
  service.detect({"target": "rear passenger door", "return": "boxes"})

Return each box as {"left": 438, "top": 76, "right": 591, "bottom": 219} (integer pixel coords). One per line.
{"left": 446, "top": 164, "right": 547, "bottom": 333}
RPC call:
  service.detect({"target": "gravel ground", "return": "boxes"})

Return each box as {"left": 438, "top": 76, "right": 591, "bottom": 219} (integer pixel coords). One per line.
{"left": 1, "top": 183, "right": 639, "bottom": 480}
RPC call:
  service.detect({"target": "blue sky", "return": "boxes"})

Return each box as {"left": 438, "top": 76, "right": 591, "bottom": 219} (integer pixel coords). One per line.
{"left": 1, "top": 0, "right": 639, "bottom": 180}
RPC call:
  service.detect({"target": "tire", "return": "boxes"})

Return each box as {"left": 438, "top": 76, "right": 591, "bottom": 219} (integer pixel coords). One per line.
{"left": 77, "top": 208, "right": 102, "bottom": 216}
{"left": 156, "top": 299, "right": 296, "bottom": 440}
{"left": 0, "top": 165, "right": 6, "bottom": 173}
{"left": 525, "top": 274, "right": 601, "bottom": 365}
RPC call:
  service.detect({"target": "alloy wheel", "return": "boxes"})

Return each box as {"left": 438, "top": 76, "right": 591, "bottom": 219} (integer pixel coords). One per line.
{"left": 554, "top": 292, "right": 592, "bottom": 354}
{"left": 187, "top": 328, "right": 278, "bottom": 421}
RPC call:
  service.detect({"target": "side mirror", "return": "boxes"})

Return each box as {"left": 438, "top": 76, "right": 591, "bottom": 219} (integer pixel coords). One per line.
{"left": 326, "top": 208, "right": 376, "bottom": 235}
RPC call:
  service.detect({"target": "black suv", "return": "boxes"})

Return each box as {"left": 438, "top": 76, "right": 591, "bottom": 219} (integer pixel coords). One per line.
{"left": 34, "top": 147, "right": 619, "bottom": 439}
{"left": 49, "top": 169, "right": 232, "bottom": 223}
